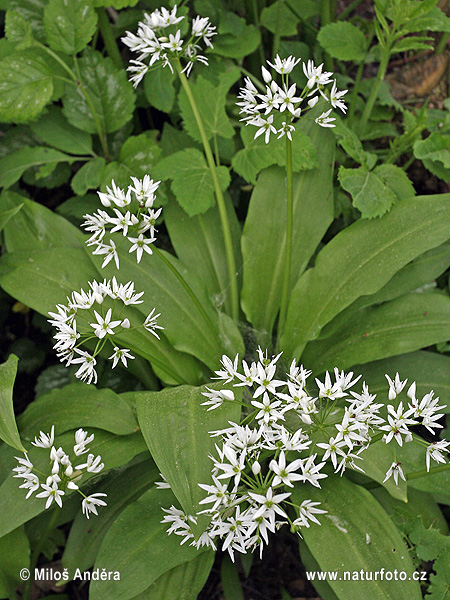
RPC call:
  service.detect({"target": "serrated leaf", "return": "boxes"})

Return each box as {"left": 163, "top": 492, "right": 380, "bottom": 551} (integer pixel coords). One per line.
{"left": 62, "top": 49, "right": 135, "bottom": 134}
{"left": 317, "top": 21, "right": 367, "bottom": 61}
{"left": 0, "top": 354, "right": 25, "bottom": 452}
{"left": 333, "top": 119, "right": 377, "bottom": 168}
{"left": 0, "top": 146, "right": 76, "bottom": 188}
{"left": 428, "top": 546, "right": 450, "bottom": 599}
{"left": 414, "top": 132, "right": 450, "bottom": 168}
{"left": 5, "top": 10, "right": 34, "bottom": 48}
{"left": 30, "top": 105, "right": 93, "bottom": 155}
{"left": 44, "top": 0, "right": 97, "bottom": 55}
{"left": 338, "top": 165, "right": 397, "bottom": 219}
{"left": 144, "top": 65, "right": 176, "bottom": 113}
{"left": 178, "top": 69, "right": 239, "bottom": 142}
{"left": 0, "top": 51, "right": 53, "bottom": 123}
{"left": 403, "top": 6, "right": 450, "bottom": 33}
{"left": 71, "top": 157, "right": 106, "bottom": 195}
{"left": 7, "top": 0, "right": 46, "bottom": 42}
{"left": 153, "top": 148, "right": 230, "bottom": 216}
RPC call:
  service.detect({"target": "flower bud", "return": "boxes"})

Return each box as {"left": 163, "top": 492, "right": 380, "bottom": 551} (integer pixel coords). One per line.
{"left": 261, "top": 66, "right": 272, "bottom": 83}
{"left": 121, "top": 318, "right": 131, "bottom": 329}
{"left": 251, "top": 461, "right": 261, "bottom": 475}
{"left": 308, "top": 96, "right": 319, "bottom": 108}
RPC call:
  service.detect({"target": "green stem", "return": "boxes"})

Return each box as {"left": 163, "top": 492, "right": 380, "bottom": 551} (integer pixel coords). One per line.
{"left": 35, "top": 42, "right": 109, "bottom": 159}
{"left": 320, "top": 0, "right": 335, "bottom": 72}
{"left": 277, "top": 137, "right": 293, "bottom": 347}
{"left": 22, "top": 506, "right": 60, "bottom": 600}
{"left": 436, "top": 31, "right": 450, "bottom": 54}
{"left": 153, "top": 246, "right": 219, "bottom": 343}
{"left": 348, "top": 29, "right": 375, "bottom": 125}
{"left": 97, "top": 8, "right": 123, "bottom": 70}
{"left": 175, "top": 61, "right": 239, "bottom": 321}
{"left": 358, "top": 46, "right": 391, "bottom": 136}
{"left": 337, "top": 0, "right": 365, "bottom": 20}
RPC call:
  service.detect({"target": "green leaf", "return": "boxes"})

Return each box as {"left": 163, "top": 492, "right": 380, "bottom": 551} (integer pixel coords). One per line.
{"left": 0, "top": 51, "right": 53, "bottom": 123}
{"left": 302, "top": 292, "right": 450, "bottom": 372}
{"left": 405, "top": 516, "right": 450, "bottom": 561}
{"left": 30, "top": 106, "right": 93, "bottom": 155}
{"left": 165, "top": 193, "right": 242, "bottom": 318}
{"left": 63, "top": 459, "right": 158, "bottom": 575}
{"left": 241, "top": 121, "right": 334, "bottom": 334}
{"left": 403, "top": 6, "right": 450, "bottom": 33}
{"left": 0, "top": 526, "right": 30, "bottom": 599}
{"left": 232, "top": 121, "right": 317, "bottom": 184}
{"left": 0, "top": 355, "right": 25, "bottom": 452}
{"left": 293, "top": 476, "right": 422, "bottom": 600}
{"left": 0, "top": 429, "right": 147, "bottom": 537}
{"left": 428, "top": 546, "right": 450, "bottom": 599}
{"left": 414, "top": 132, "right": 450, "bottom": 167}
{"left": 0, "top": 202, "right": 24, "bottom": 234}
{"left": 0, "top": 146, "right": 76, "bottom": 188}
{"left": 129, "top": 552, "right": 213, "bottom": 600}
{"left": 333, "top": 119, "right": 377, "bottom": 169}
{"left": 18, "top": 383, "right": 138, "bottom": 440}
{"left": 93, "top": 0, "right": 138, "bottom": 8}
{"left": 71, "top": 157, "right": 106, "bottom": 195}
{"left": 62, "top": 49, "right": 135, "bottom": 134}
{"left": 153, "top": 148, "right": 230, "bottom": 216}
{"left": 144, "top": 66, "right": 176, "bottom": 114}
{"left": 44, "top": 0, "right": 97, "bottom": 55}
{"left": 90, "top": 487, "right": 213, "bottom": 600}
{"left": 7, "top": 0, "right": 46, "bottom": 42}
{"left": 357, "top": 350, "right": 450, "bottom": 412}
{"left": 280, "top": 193, "right": 450, "bottom": 359}
{"left": 221, "top": 556, "right": 245, "bottom": 600}
{"left": 136, "top": 383, "right": 241, "bottom": 519}
{"left": 317, "top": 22, "right": 367, "bottom": 61}
{"left": 4, "top": 10, "right": 34, "bottom": 48}
{"left": 338, "top": 166, "right": 396, "bottom": 219}
{"left": 261, "top": 0, "right": 299, "bottom": 36}
{"left": 178, "top": 69, "right": 239, "bottom": 143}
{"left": 212, "top": 15, "right": 261, "bottom": 59}
{"left": 1, "top": 191, "right": 84, "bottom": 252}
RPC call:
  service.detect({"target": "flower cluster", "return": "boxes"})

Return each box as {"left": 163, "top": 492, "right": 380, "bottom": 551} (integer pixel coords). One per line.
{"left": 48, "top": 278, "right": 163, "bottom": 384}
{"left": 82, "top": 176, "right": 162, "bottom": 269}
{"left": 13, "top": 427, "right": 107, "bottom": 519}
{"left": 159, "top": 349, "right": 448, "bottom": 560}
{"left": 122, "top": 5, "right": 216, "bottom": 85}
{"left": 237, "top": 55, "right": 348, "bottom": 143}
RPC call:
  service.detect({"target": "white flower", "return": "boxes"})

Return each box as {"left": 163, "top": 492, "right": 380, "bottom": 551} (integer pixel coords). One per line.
{"left": 383, "top": 462, "right": 406, "bottom": 485}
{"left": 92, "top": 239, "right": 120, "bottom": 270}
{"left": 385, "top": 373, "right": 408, "bottom": 400}
{"left": 31, "top": 426, "right": 55, "bottom": 449}
{"left": 315, "top": 109, "right": 336, "bottom": 128}
{"left": 36, "top": 481, "right": 65, "bottom": 509}
{"left": 82, "top": 493, "right": 108, "bottom": 518}
{"left": 71, "top": 350, "right": 98, "bottom": 385}
{"left": 267, "top": 54, "right": 301, "bottom": 74}
{"left": 128, "top": 234, "right": 155, "bottom": 263}
{"left": 278, "top": 83, "right": 301, "bottom": 114}
{"left": 74, "top": 429, "right": 95, "bottom": 456}
{"left": 201, "top": 387, "right": 235, "bottom": 411}
{"left": 109, "top": 346, "right": 135, "bottom": 369}
{"left": 297, "top": 499, "right": 327, "bottom": 527}
{"left": 302, "top": 60, "right": 333, "bottom": 89}
{"left": 144, "top": 308, "right": 163, "bottom": 338}
{"left": 426, "top": 440, "right": 449, "bottom": 471}
{"left": 269, "top": 451, "right": 303, "bottom": 487}
{"left": 252, "top": 114, "right": 277, "bottom": 144}
{"left": 90, "top": 308, "right": 122, "bottom": 339}
{"left": 248, "top": 487, "right": 290, "bottom": 521}
{"left": 76, "top": 453, "right": 104, "bottom": 473}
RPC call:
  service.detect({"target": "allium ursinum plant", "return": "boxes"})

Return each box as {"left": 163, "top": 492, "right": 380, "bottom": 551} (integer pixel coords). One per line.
{"left": 237, "top": 57, "right": 347, "bottom": 345}
{"left": 48, "top": 278, "right": 163, "bottom": 384}
{"left": 13, "top": 427, "right": 107, "bottom": 519}
{"left": 82, "top": 175, "right": 162, "bottom": 269}
{"left": 160, "top": 349, "right": 449, "bottom": 561}
{"left": 121, "top": 4, "right": 216, "bottom": 85}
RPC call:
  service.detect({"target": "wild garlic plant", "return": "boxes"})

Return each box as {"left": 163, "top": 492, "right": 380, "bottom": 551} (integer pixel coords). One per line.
{"left": 160, "top": 349, "right": 449, "bottom": 560}
{"left": 13, "top": 426, "right": 107, "bottom": 519}
{"left": 48, "top": 277, "right": 162, "bottom": 384}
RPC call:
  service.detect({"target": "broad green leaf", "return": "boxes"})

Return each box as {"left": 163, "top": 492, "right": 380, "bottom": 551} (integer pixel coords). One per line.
{"left": 44, "top": 0, "right": 97, "bottom": 55}
{"left": 403, "top": 6, "right": 450, "bottom": 33}
{"left": 4, "top": 10, "right": 34, "bottom": 48}
{"left": 338, "top": 166, "right": 398, "bottom": 219}
{"left": 318, "top": 240, "right": 450, "bottom": 339}
{"left": 0, "top": 203, "right": 24, "bottom": 233}
{"left": 212, "top": 15, "right": 261, "bottom": 59}
{"left": 144, "top": 66, "right": 176, "bottom": 113}
{"left": 302, "top": 292, "right": 450, "bottom": 372}
{"left": 261, "top": 0, "right": 299, "bottom": 36}
{"left": 178, "top": 69, "right": 239, "bottom": 143}
{"left": 423, "top": 157, "right": 450, "bottom": 183}
{"left": 71, "top": 157, "right": 106, "bottom": 195}
{"left": 165, "top": 194, "right": 242, "bottom": 317}
{"left": 154, "top": 148, "right": 230, "bottom": 216}
{"left": 130, "top": 552, "right": 213, "bottom": 600}
{"left": 1, "top": 191, "right": 84, "bottom": 251}
{"left": 90, "top": 487, "right": 213, "bottom": 600}
{"left": 63, "top": 459, "right": 158, "bottom": 576}
{"left": 136, "top": 383, "right": 241, "bottom": 519}
{"left": 333, "top": 119, "right": 377, "bottom": 169}
{"left": 232, "top": 121, "right": 317, "bottom": 184}
{"left": 280, "top": 193, "right": 450, "bottom": 359}
{"left": 221, "top": 556, "right": 245, "bottom": 600}
{"left": 0, "top": 526, "right": 30, "bottom": 599}
{"left": 30, "top": 106, "right": 93, "bottom": 155}
{"left": 428, "top": 546, "right": 450, "bottom": 599}
{"left": 62, "top": 49, "right": 135, "bottom": 134}
{"left": 100, "top": 133, "right": 162, "bottom": 191}
{"left": 414, "top": 132, "right": 450, "bottom": 167}
{"left": 7, "top": 0, "right": 46, "bottom": 42}
{"left": 357, "top": 350, "right": 450, "bottom": 412}
{"left": 93, "top": 0, "right": 138, "bottom": 7}
{"left": 241, "top": 121, "right": 334, "bottom": 334}
{"left": 0, "top": 146, "right": 76, "bottom": 188}
{"left": 18, "top": 383, "right": 138, "bottom": 440}
{"left": 293, "top": 476, "right": 422, "bottom": 600}
{"left": 0, "top": 354, "right": 25, "bottom": 452}
{"left": 317, "top": 22, "right": 367, "bottom": 61}
{"left": 0, "top": 429, "right": 147, "bottom": 537}
{"left": 0, "top": 52, "right": 53, "bottom": 123}
{"left": 357, "top": 440, "right": 407, "bottom": 501}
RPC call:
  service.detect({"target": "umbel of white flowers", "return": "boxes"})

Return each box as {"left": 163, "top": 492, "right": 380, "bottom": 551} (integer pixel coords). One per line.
{"left": 237, "top": 55, "right": 348, "bottom": 142}
{"left": 48, "top": 278, "right": 163, "bottom": 384}
{"left": 13, "top": 427, "right": 107, "bottom": 519}
{"left": 158, "top": 349, "right": 449, "bottom": 561}
{"left": 82, "top": 175, "right": 162, "bottom": 270}
{"left": 122, "top": 4, "right": 216, "bottom": 85}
